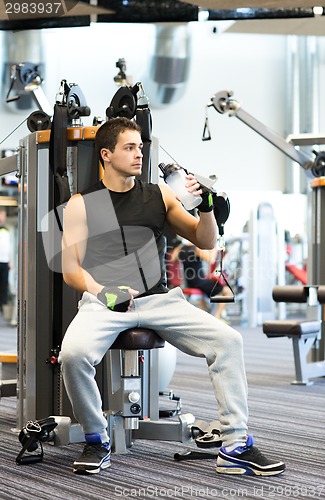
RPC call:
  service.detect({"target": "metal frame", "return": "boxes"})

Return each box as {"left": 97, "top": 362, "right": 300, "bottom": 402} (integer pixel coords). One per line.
{"left": 291, "top": 332, "right": 325, "bottom": 385}
{"left": 4, "top": 127, "right": 196, "bottom": 453}
{"left": 105, "top": 348, "right": 194, "bottom": 453}
{"left": 16, "top": 129, "right": 98, "bottom": 430}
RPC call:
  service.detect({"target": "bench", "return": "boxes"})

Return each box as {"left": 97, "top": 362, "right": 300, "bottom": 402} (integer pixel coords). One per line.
{"left": 0, "top": 353, "right": 17, "bottom": 398}
{"left": 262, "top": 286, "right": 325, "bottom": 385}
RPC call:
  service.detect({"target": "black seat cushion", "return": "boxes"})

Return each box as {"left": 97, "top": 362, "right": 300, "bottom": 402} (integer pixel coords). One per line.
{"left": 317, "top": 286, "right": 325, "bottom": 304}
{"left": 262, "top": 320, "right": 320, "bottom": 338}
{"left": 110, "top": 328, "right": 165, "bottom": 350}
{"left": 272, "top": 286, "right": 308, "bottom": 303}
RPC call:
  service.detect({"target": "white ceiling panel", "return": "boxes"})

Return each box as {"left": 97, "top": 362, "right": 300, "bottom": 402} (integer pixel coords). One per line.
{"left": 182, "top": 0, "right": 322, "bottom": 9}
{"left": 226, "top": 16, "right": 325, "bottom": 35}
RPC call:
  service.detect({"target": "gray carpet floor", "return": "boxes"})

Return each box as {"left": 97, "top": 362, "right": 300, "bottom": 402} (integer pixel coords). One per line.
{"left": 1, "top": 317, "right": 325, "bottom": 499}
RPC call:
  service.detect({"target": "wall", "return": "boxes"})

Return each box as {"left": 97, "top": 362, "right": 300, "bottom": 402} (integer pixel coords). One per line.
{"left": 1, "top": 22, "right": 287, "bottom": 188}
{"left": 152, "top": 23, "right": 288, "bottom": 194}
{"left": 0, "top": 22, "right": 321, "bottom": 236}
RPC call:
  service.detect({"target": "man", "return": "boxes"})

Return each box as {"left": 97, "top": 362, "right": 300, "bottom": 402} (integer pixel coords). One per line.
{"left": 60, "top": 117, "right": 285, "bottom": 476}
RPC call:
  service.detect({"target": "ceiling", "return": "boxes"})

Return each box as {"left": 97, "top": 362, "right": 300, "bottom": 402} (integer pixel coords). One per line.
{"left": 226, "top": 16, "right": 325, "bottom": 36}
{"left": 183, "top": 0, "right": 325, "bottom": 35}
{"left": 183, "top": 1, "right": 323, "bottom": 8}
{"left": 0, "top": 0, "right": 324, "bottom": 34}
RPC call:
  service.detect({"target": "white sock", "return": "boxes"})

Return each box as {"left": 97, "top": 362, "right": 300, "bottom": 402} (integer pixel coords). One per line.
{"left": 224, "top": 439, "right": 247, "bottom": 453}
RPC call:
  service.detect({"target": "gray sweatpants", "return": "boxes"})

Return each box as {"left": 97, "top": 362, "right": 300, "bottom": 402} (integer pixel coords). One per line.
{"left": 59, "top": 287, "right": 248, "bottom": 446}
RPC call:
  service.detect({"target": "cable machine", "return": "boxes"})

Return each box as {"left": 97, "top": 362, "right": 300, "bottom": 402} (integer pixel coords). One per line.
{"left": 0, "top": 75, "right": 236, "bottom": 463}
{"left": 205, "top": 90, "right": 325, "bottom": 350}
{"left": 0, "top": 75, "right": 155, "bottom": 432}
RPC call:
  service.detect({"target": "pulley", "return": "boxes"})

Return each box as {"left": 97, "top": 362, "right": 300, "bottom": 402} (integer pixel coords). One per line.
{"left": 106, "top": 86, "right": 137, "bottom": 119}
{"left": 311, "top": 150, "right": 325, "bottom": 177}
{"left": 27, "top": 111, "right": 51, "bottom": 132}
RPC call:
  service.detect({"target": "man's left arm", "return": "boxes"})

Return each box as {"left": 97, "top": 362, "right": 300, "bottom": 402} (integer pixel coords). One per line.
{"left": 160, "top": 176, "right": 218, "bottom": 250}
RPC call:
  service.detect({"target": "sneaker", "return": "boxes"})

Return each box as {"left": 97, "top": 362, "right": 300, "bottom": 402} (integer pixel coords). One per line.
{"left": 216, "top": 435, "right": 285, "bottom": 476}
{"left": 73, "top": 434, "right": 111, "bottom": 475}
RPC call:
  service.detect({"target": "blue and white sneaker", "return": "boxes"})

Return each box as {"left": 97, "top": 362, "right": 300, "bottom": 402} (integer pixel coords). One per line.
{"left": 216, "top": 435, "right": 285, "bottom": 476}
{"left": 73, "top": 433, "right": 111, "bottom": 475}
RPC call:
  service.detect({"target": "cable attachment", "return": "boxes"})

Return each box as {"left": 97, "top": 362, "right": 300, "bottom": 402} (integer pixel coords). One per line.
{"left": 114, "top": 58, "right": 128, "bottom": 86}
{"left": 136, "top": 82, "right": 150, "bottom": 108}
{"left": 202, "top": 105, "right": 212, "bottom": 141}
{"left": 55, "top": 79, "right": 70, "bottom": 105}
{"left": 159, "top": 391, "right": 182, "bottom": 418}
{"left": 191, "top": 420, "right": 222, "bottom": 448}
{"left": 210, "top": 245, "right": 235, "bottom": 304}
{"left": 217, "top": 234, "right": 225, "bottom": 252}
{"left": 16, "top": 417, "right": 58, "bottom": 465}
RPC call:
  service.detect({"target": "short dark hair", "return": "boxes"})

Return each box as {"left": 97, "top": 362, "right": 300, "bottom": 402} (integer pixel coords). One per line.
{"left": 95, "top": 117, "right": 142, "bottom": 167}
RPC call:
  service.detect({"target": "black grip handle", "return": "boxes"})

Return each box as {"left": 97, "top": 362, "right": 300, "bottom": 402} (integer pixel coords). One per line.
{"left": 210, "top": 295, "right": 235, "bottom": 303}
{"left": 16, "top": 454, "right": 43, "bottom": 465}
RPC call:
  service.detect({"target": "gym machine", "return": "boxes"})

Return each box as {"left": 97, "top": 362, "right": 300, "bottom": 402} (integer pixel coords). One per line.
{"left": 206, "top": 90, "right": 325, "bottom": 382}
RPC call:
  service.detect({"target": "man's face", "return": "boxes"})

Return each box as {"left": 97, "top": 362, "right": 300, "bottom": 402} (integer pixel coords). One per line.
{"left": 104, "top": 130, "right": 143, "bottom": 177}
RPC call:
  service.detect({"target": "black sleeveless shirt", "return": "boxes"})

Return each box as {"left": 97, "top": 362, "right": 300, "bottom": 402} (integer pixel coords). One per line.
{"left": 81, "top": 180, "right": 168, "bottom": 297}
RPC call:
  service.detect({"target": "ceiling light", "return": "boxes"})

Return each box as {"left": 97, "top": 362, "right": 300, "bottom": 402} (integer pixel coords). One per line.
{"left": 313, "top": 6, "right": 323, "bottom": 15}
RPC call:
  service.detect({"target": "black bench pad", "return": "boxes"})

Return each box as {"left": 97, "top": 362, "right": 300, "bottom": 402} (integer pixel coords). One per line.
{"left": 110, "top": 328, "right": 165, "bottom": 350}
{"left": 318, "top": 286, "right": 325, "bottom": 304}
{"left": 263, "top": 320, "right": 320, "bottom": 338}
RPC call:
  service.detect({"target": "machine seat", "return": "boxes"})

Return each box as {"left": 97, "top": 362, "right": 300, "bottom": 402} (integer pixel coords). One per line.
{"left": 110, "top": 328, "right": 165, "bottom": 350}
{"left": 317, "top": 286, "right": 325, "bottom": 304}
{"left": 263, "top": 320, "right": 320, "bottom": 338}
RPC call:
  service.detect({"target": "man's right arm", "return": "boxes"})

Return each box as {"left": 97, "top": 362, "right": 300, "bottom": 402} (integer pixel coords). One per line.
{"left": 61, "top": 194, "right": 103, "bottom": 296}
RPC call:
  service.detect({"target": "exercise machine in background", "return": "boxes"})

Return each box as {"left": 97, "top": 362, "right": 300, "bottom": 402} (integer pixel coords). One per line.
{"left": 205, "top": 89, "right": 325, "bottom": 367}
{"left": 5, "top": 62, "right": 52, "bottom": 133}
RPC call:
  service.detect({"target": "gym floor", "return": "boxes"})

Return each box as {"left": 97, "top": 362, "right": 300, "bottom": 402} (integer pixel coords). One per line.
{"left": 1, "top": 315, "right": 325, "bottom": 499}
